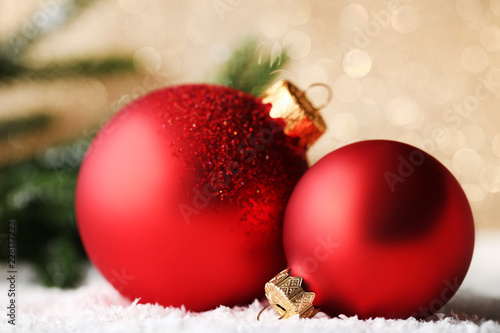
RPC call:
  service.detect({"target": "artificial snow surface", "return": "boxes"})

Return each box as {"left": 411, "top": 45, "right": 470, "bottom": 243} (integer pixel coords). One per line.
{"left": 1, "top": 231, "right": 499, "bottom": 333}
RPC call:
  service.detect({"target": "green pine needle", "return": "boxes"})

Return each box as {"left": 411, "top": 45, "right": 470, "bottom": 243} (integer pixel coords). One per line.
{"left": 210, "top": 38, "right": 289, "bottom": 96}
{"left": 0, "top": 113, "right": 52, "bottom": 140}
{"left": 0, "top": 57, "right": 135, "bottom": 81}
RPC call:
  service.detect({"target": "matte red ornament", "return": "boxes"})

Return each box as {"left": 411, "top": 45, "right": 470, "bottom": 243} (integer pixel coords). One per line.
{"left": 76, "top": 82, "right": 325, "bottom": 311}
{"left": 283, "top": 140, "right": 475, "bottom": 319}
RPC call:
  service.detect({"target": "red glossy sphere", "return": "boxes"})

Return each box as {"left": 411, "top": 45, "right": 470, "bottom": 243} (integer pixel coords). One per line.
{"left": 284, "top": 140, "right": 474, "bottom": 319}
{"left": 76, "top": 84, "right": 308, "bottom": 311}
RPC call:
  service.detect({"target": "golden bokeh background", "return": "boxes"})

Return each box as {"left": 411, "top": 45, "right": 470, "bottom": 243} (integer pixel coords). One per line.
{"left": 1, "top": 0, "right": 499, "bottom": 228}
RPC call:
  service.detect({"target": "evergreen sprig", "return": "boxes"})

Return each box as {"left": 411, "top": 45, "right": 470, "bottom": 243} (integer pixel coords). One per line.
{"left": 0, "top": 113, "right": 52, "bottom": 140}
{"left": 0, "top": 57, "right": 135, "bottom": 82}
{"left": 0, "top": 142, "right": 86, "bottom": 287}
{"left": 210, "top": 39, "right": 289, "bottom": 96}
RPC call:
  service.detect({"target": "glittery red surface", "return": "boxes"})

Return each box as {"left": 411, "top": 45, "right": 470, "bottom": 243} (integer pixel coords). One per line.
{"left": 155, "top": 85, "right": 307, "bottom": 228}
{"left": 76, "top": 84, "right": 308, "bottom": 311}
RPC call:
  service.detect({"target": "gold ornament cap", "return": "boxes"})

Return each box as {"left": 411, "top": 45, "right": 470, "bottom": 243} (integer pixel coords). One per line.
{"left": 262, "top": 268, "right": 320, "bottom": 320}
{"left": 261, "top": 80, "right": 328, "bottom": 148}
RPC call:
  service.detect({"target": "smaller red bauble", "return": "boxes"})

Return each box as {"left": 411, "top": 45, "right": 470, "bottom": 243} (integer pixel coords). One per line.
{"left": 283, "top": 140, "right": 475, "bottom": 319}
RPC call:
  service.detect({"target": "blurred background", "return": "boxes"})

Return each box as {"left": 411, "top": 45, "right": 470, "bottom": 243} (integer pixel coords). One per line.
{"left": 0, "top": 0, "right": 499, "bottom": 288}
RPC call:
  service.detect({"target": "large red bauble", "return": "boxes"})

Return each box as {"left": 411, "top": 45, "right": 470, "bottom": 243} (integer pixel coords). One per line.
{"left": 76, "top": 84, "right": 308, "bottom": 310}
{"left": 284, "top": 140, "right": 474, "bottom": 319}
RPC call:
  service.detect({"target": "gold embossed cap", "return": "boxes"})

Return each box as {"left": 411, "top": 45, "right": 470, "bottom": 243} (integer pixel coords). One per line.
{"left": 262, "top": 269, "right": 320, "bottom": 320}
{"left": 261, "top": 80, "right": 328, "bottom": 148}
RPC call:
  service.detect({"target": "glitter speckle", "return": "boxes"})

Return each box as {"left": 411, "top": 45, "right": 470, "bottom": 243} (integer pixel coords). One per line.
{"left": 141, "top": 84, "right": 309, "bottom": 234}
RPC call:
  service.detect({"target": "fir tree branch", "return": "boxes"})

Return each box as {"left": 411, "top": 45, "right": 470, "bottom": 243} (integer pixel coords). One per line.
{"left": 0, "top": 140, "right": 87, "bottom": 288}
{"left": 0, "top": 113, "right": 52, "bottom": 140}
{"left": 0, "top": 57, "right": 135, "bottom": 82}
{"left": 210, "top": 38, "right": 289, "bottom": 96}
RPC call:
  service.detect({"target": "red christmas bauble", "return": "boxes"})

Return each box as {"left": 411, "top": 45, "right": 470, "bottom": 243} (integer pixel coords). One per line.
{"left": 76, "top": 84, "right": 310, "bottom": 310}
{"left": 284, "top": 140, "right": 474, "bottom": 319}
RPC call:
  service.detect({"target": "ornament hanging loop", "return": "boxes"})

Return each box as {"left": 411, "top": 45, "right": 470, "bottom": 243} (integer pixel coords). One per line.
{"left": 302, "top": 83, "right": 332, "bottom": 110}
{"left": 257, "top": 304, "right": 287, "bottom": 321}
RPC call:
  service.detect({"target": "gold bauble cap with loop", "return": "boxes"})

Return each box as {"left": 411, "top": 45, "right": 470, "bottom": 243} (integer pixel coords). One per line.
{"left": 261, "top": 80, "right": 329, "bottom": 148}
{"left": 258, "top": 269, "right": 320, "bottom": 320}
